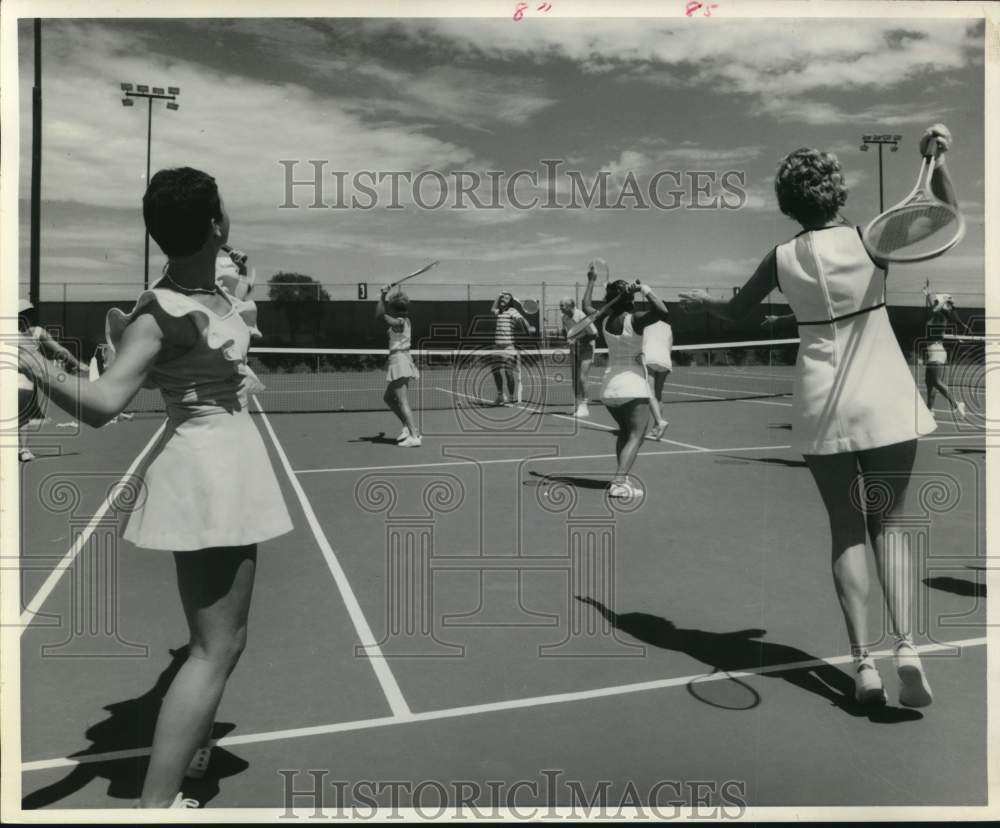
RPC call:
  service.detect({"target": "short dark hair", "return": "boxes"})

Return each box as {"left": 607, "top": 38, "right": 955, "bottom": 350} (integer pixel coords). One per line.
{"left": 143, "top": 167, "right": 222, "bottom": 256}
{"left": 774, "top": 148, "right": 848, "bottom": 225}
{"left": 604, "top": 280, "right": 634, "bottom": 310}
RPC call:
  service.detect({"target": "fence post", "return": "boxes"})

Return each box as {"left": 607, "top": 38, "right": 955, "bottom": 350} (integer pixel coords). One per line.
{"left": 541, "top": 282, "right": 547, "bottom": 346}
{"left": 467, "top": 282, "right": 472, "bottom": 340}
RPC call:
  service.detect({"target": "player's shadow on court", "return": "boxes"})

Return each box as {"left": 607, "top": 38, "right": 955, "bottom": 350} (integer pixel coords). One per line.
{"left": 21, "top": 646, "right": 248, "bottom": 809}
{"left": 923, "top": 576, "right": 986, "bottom": 598}
{"left": 716, "top": 455, "right": 808, "bottom": 469}
{"left": 577, "top": 598, "right": 922, "bottom": 723}
{"left": 352, "top": 432, "right": 406, "bottom": 445}
{"left": 526, "top": 471, "right": 610, "bottom": 490}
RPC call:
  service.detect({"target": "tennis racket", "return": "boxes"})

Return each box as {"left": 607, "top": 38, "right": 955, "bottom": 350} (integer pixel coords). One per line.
{"left": 514, "top": 296, "right": 539, "bottom": 315}
{"left": 861, "top": 141, "right": 965, "bottom": 262}
{"left": 386, "top": 260, "right": 440, "bottom": 291}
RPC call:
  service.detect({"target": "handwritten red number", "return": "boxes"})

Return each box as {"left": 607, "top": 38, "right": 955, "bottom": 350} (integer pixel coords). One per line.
{"left": 686, "top": 1, "right": 718, "bottom": 15}
{"left": 513, "top": 2, "right": 528, "bottom": 21}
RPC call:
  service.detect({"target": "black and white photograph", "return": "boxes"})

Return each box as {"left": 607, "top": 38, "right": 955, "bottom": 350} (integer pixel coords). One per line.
{"left": 1, "top": 0, "right": 996, "bottom": 819}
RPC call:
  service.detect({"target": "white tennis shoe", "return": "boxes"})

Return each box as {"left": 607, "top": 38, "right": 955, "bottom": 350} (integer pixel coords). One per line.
{"left": 399, "top": 435, "right": 423, "bottom": 448}
{"left": 894, "top": 639, "right": 933, "bottom": 707}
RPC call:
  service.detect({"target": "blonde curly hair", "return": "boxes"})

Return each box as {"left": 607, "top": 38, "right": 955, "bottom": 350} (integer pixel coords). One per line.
{"left": 774, "top": 148, "right": 848, "bottom": 224}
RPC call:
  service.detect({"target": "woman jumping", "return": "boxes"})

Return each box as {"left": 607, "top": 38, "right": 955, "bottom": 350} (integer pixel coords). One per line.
{"left": 377, "top": 286, "right": 422, "bottom": 447}
{"left": 581, "top": 266, "right": 670, "bottom": 498}
{"left": 681, "top": 124, "right": 958, "bottom": 708}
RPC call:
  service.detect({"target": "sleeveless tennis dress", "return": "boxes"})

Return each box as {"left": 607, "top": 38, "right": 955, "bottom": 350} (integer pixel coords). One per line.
{"left": 643, "top": 321, "right": 673, "bottom": 373}
{"left": 106, "top": 287, "right": 293, "bottom": 550}
{"left": 775, "top": 225, "right": 936, "bottom": 455}
{"left": 386, "top": 318, "right": 419, "bottom": 382}
{"left": 601, "top": 313, "right": 649, "bottom": 405}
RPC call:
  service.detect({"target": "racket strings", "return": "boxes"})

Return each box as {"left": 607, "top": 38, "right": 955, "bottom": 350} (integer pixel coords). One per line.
{"left": 866, "top": 202, "right": 961, "bottom": 258}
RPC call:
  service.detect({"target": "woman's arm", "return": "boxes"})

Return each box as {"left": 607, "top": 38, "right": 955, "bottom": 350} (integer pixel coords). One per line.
{"left": 631, "top": 285, "right": 670, "bottom": 333}
{"left": 22, "top": 313, "right": 164, "bottom": 428}
{"left": 920, "top": 124, "right": 958, "bottom": 209}
{"left": 761, "top": 312, "right": 796, "bottom": 328}
{"left": 679, "top": 248, "right": 778, "bottom": 322}
{"left": 376, "top": 287, "right": 404, "bottom": 330}
{"left": 491, "top": 294, "right": 502, "bottom": 316}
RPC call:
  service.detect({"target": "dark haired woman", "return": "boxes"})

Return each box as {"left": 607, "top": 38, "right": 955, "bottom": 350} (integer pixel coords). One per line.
{"left": 377, "top": 286, "right": 421, "bottom": 446}
{"left": 581, "top": 265, "right": 670, "bottom": 498}
{"left": 20, "top": 167, "right": 293, "bottom": 806}
{"left": 680, "top": 125, "right": 958, "bottom": 709}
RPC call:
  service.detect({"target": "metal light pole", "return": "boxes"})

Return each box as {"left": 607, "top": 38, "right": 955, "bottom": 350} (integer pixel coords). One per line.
{"left": 120, "top": 83, "right": 180, "bottom": 288}
{"left": 29, "top": 20, "right": 42, "bottom": 310}
{"left": 859, "top": 133, "right": 901, "bottom": 213}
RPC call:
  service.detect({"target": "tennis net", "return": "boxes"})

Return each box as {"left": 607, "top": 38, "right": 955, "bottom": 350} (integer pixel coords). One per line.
{"left": 119, "top": 338, "right": 802, "bottom": 413}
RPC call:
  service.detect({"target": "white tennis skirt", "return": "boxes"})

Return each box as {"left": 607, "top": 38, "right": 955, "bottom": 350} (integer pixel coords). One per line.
{"left": 925, "top": 341, "right": 947, "bottom": 365}
{"left": 387, "top": 351, "right": 419, "bottom": 382}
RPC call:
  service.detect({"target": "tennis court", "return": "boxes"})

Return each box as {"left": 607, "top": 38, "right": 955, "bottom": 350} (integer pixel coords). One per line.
{"left": 17, "top": 345, "right": 989, "bottom": 811}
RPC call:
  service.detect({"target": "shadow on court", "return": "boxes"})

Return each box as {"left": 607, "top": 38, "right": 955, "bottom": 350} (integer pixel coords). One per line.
{"left": 715, "top": 455, "right": 808, "bottom": 469}
{"left": 577, "top": 598, "right": 922, "bottom": 723}
{"left": 923, "top": 576, "right": 986, "bottom": 598}
{"left": 22, "top": 646, "right": 248, "bottom": 809}
{"left": 525, "top": 471, "right": 609, "bottom": 490}
{"left": 350, "top": 432, "right": 405, "bottom": 445}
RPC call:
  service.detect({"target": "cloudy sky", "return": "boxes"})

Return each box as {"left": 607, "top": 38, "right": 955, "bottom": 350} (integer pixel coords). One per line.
{"left": 16, "top": 14, "right": 986, "bottom": 304}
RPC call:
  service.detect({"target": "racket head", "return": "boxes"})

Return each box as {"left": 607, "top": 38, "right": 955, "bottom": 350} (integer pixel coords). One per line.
{"left": 862, "top": 201, "right": 965, "bottom": 262}
{"left": 520, "top": 298, "right": 539, "bottom": 315}
{"left": 588, "top": 258, "right": 610, "bottom": 284}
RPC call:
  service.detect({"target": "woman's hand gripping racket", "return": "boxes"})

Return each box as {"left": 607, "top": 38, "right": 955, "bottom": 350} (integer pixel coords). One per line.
{"left": 861, "top": 125, "right": 964, "bottom": 262}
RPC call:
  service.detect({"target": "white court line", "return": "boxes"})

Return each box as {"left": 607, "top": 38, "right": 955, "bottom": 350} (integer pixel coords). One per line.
{"left": 433, "top": 384, "right": 712, "bottom": 451}
{"left": 548, "top": 412, "right": 710, "bottom": 451}
{"left": 685, "top": 369, "right": 795, "bottom": 383}
{"left": 18, "top": 422, "right": 166, "bottom": 631}
{"left": 253, "top": 397, "right": 412, "bottom": 719}
{"left": 665, "top": 387, "right": 792, "bottom": 408}
{"left": 21, "top": 635, "right": 986, "bottom": 773}
{"left": 665, "top": 380, "right": 793, "bottom": 407}
{"left": 294, "top": 444, "right": 794, "bottom": 475}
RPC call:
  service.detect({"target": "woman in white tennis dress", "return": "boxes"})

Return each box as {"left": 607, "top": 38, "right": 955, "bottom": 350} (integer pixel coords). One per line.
{"left": 681, "top": 124, "right": 958, "bottom": 709}
{"left": 21, "top": 168, "right": 293, "bottom": 808}
{"left": 581, "top": 269, "right": 669, "bottom": 498}
{"left": 922, "top": 289, "right": 966, "bottom": 419}
{"left": 377, "top": 287, "right": 421, "bottom": 447}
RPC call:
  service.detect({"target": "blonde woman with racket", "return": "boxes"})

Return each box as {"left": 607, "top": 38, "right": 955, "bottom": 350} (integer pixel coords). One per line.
{"left": 581, "top": 264, "right": 670, "bottom": 498}
{"left": 922, "top": 287, "right": 966, "bottom": 419}
{"left": 681, "top": 124, "right": 960, "bottom": 709}
{"left": 377, "top": 285, "right": 422, "bottom": 447}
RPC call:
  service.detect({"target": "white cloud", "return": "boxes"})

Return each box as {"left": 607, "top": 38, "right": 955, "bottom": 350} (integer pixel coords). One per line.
{"left": 698, "top": 257, "right": 760, "bottom": 278}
